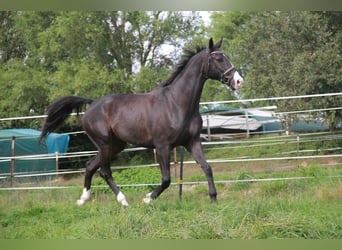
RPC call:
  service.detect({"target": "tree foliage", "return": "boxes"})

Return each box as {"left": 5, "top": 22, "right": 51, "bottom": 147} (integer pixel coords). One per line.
{"left": 1, "top": 11, "right": 341, "bottom": 131}
{"left": 209, "top": 11, "right": 342, "bottom": 129}
{"left": 0, "top": 11, "right": 202, "bottom": 129}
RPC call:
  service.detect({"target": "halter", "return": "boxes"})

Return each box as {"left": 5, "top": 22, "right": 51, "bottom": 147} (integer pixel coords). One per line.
{"left": 205, "top": 50, "right": 236, "bottom": 83}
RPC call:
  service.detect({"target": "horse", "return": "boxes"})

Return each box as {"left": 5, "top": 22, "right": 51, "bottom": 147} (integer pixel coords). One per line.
{"left": 39, "top": 38, "right": 243, "bottom": 206}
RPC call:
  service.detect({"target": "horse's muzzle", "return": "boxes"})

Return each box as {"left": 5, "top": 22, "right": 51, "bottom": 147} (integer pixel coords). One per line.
{"left": 229, "top": 71, "right": 243, "bottom": 91}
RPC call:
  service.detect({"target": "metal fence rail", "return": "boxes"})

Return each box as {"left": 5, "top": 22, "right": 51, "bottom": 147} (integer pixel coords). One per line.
{"left": 1, "top": 92, "right": 342, "bottom": 193}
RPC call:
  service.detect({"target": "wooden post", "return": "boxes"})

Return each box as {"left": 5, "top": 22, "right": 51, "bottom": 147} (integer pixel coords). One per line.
{"left": 10, "top": 136, "right": 15, "bottom": 187}
{"left": 173, "top": 148, "right": 177, "bottom": 164}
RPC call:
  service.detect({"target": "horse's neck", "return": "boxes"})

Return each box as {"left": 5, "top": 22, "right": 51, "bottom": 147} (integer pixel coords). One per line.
{"left": 168, "top": 56, "right": 206, "bottom": 112}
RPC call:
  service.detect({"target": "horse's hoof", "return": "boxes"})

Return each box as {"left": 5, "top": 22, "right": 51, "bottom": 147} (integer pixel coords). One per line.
{"left": 117, "top": 192, "right": 129, "bottom": 207}
{"left": 143, "top": 192, "right": 153, "bottom": 204}
{"left": 77, "top": 188, "right": 91, "bottom": 206}
{"left": 76, "top": 199, "right": 86, "bottom": 206}
{"left": 210, "top": 197, "right": 218, "bottom": 204}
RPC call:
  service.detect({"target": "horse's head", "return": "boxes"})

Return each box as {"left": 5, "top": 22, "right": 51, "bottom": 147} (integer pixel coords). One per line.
{"left": 205, "top": 38, "right": 243, "bottom": 91}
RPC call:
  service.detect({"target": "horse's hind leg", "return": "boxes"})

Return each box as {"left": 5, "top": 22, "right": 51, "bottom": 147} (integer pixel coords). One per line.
{"left": 76, "top": 155, "right": 100, "bottom": 206}
{"left": 77, "top": 127, "right": 128, "bottom": 206}
{"left": 98, "top": 141, "right": 128, "bottom": 207}
{"left": 89, "top": 133, "right": 128, "bottom": 207}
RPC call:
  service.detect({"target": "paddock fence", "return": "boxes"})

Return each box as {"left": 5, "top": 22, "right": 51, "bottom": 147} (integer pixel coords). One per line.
{"left": 1, "top": 92, "right": 342, "bottom": 195}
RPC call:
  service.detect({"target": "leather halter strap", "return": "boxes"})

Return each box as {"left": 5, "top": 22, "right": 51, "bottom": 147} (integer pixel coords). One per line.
{"left": 205, "top": 50, "right": 236, "bottom": 83}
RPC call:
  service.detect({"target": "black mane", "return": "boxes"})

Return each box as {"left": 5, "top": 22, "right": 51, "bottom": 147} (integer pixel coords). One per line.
{"left": 160, "top": 46, "right": 206, "bottom": 87}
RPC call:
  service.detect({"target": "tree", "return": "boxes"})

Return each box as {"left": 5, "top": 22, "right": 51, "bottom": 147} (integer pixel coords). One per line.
{"left": 0, "top": 59, "right": 50, "bottom": 129}
{"left": 0, "top": 11, "right": 204, "bottom": 129}
{"left": 0, "top": 11, "right": 26, "bottom": 63}
{"left": 205, "top": 11, "right": 342, "bottom": 129}
{"left": 30, "top": 11, "right": 199, "bottom": 78}
{"left": 197, "top": 11, "right": 250, "bottom": 105}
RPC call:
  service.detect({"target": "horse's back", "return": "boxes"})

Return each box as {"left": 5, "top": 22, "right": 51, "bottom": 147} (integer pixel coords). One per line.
{"left": 82, "top": 90, "right": 201, "bottom": 148}
{"left": 82, "top": 93, "right": 156, "bottom": 146}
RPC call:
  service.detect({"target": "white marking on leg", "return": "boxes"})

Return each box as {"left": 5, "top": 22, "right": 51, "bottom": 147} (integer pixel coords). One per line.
{"left": 117, "top": 191, "right": 129, "bottom": 207}
{"left": 143, "top": 192, "right": 153, "bottom": 204}
{"left": 76, "top": 188, "right": 91, "bottom": 206}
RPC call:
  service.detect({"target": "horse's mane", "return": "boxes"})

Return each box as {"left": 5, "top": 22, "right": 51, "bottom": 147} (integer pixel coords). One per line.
{"left": 160, "top": 46, "right": 206, "bottom": 87}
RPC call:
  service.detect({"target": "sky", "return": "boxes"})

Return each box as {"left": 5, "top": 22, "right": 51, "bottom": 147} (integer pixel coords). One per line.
{"left": 133, "top": 11, "right": 213, "bottom": 73}
{"left": 198, "top": 11, "right": 212, "bottom": 26}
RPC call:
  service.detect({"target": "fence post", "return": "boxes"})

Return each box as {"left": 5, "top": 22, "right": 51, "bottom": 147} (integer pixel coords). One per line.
{"left": 245, "top": 111, "right": 250, "bottom": 138}
{"left": 173, "top": 148, "right": 177, "bottom": 164}
{"left": 10, "top": 136, "right": 16, "bottom": 187}
{"left": 55, "top": 151, "right": 59, "bottom": 172}
{"left": 178, "top": 146, "right": 184, "bottom": 200}
{"left": 206, "top": 114, "right": 211, "bottom": 141}
{"left": 297, "top": 134, "right": 300, "bottom": 155}
{"left": 153, "top": 149, "right": 157, "bottom": 163}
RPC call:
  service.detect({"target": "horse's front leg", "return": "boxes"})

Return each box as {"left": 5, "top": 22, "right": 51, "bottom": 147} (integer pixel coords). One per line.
{"left": 186, "top": 140, "right": 217, "bottom": 203}
{"left": 143, "top": 146, "right": 171, "bottom": 204}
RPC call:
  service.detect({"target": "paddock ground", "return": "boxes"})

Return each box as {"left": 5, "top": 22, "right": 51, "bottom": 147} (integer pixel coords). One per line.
{"left": 1, "top": 159, "right": 341, "bottom": 239}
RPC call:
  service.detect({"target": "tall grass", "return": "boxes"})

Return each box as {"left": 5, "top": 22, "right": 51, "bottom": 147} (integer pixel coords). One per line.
{"left": 1, "top": 166, "right": 341, "bottom": 239}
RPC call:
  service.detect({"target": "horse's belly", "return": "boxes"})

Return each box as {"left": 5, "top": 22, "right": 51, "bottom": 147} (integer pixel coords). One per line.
{"left": 111, "top": 119, "right": 153, "bottom": 147}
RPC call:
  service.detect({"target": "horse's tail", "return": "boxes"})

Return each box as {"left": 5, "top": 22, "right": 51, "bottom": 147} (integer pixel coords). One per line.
{"left": 39, "top": 96, "right": 94, "bottom": 143}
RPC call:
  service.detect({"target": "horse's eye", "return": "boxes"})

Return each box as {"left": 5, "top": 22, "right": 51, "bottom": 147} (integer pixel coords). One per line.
{"left": 216, "top": 56, "right": 224, "bottom": 62}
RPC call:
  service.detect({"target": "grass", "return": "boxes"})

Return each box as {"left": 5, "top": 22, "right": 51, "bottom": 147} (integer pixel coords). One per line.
{"left": 1, "top": 133, "right": 342, "bottom": 239}
{"left": 1, "top": 166, "right": 341, "bottom": 239}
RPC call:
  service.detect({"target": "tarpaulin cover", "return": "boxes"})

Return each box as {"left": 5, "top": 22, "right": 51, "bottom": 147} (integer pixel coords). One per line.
{"left": 0, "top": 129, "right": 69, "bottom": 175}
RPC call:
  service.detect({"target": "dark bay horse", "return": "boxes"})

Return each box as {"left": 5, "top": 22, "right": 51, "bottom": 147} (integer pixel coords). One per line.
{"left": 39, "top": 38, "right": 243, "bottom": 206}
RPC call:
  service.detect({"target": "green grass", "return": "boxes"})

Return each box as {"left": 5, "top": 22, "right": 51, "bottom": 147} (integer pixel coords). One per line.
{"left": 1, "top": 166, "right": 341, "bottom": 239}
{"left": 1, "top": 133, "right": 342, "bottom": 239}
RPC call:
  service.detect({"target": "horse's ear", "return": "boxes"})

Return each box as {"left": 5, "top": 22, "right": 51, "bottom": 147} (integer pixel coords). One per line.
{"left": 214, "top": 37, "right": 223, "bottom": 49}
{"left": 208, "top": 38, "right": 214, "bottom": 51}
